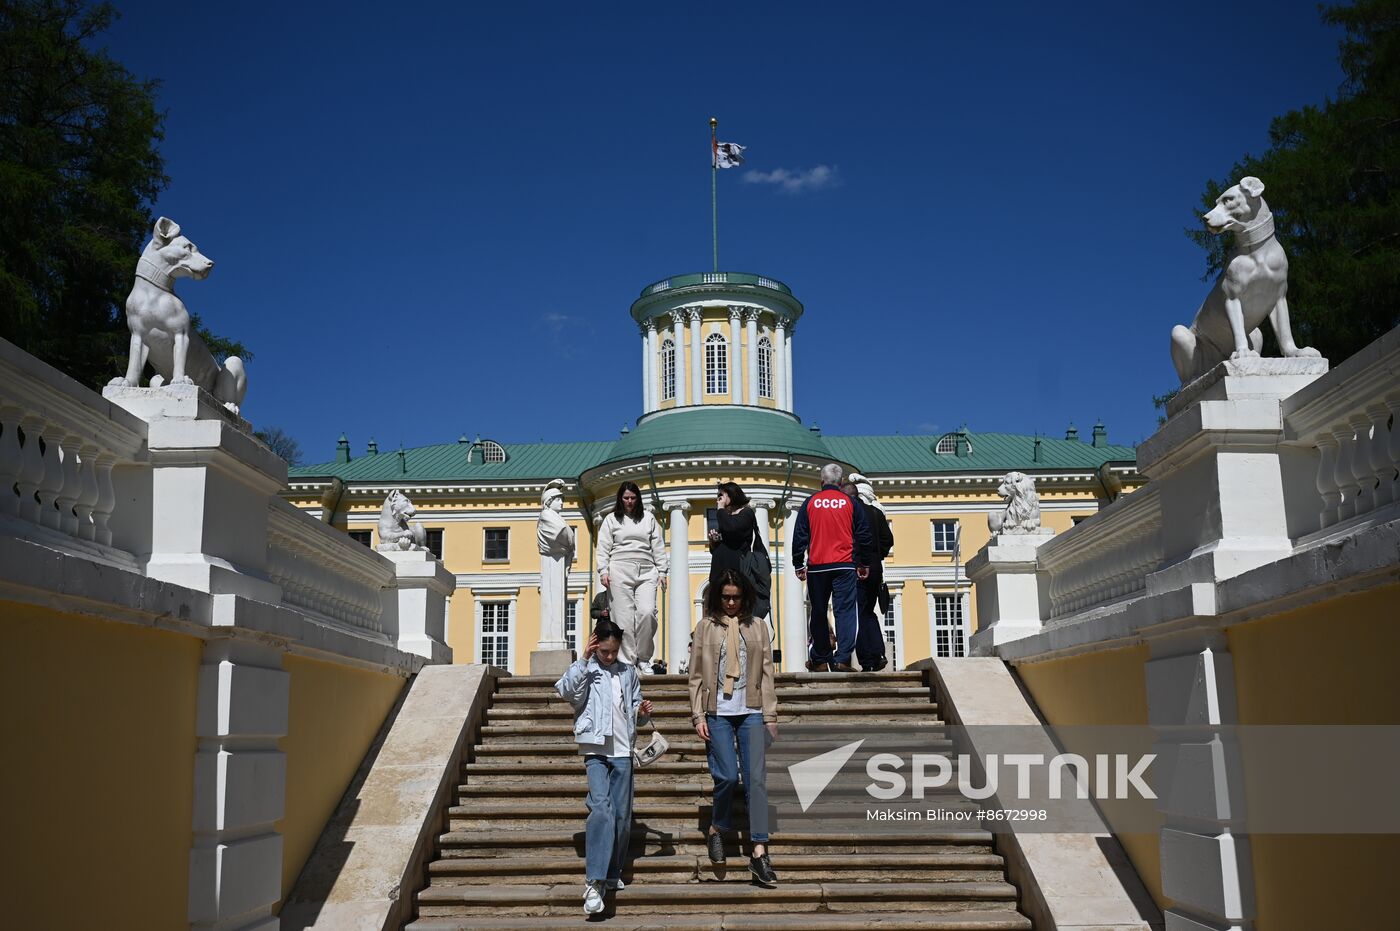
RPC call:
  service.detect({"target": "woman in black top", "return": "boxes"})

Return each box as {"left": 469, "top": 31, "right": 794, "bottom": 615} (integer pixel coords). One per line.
{"left": 708, "top": 482, "right": 771, "bottom": 617}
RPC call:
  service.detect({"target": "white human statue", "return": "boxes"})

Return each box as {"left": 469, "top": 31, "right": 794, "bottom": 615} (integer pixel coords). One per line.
{"left": 987, "top": 472, "right": 1041, "bottom": 534}
{"left": 376, "top": 489, "right": 427, "bottom": 551}
{"left": 847, "top": 472, "right": 884, "bottom": 514}
{"left": 1170, "top": 177, "right": 1322, "bottom": 384}
{"left": 536, "top": 479, "right": 576, "bottom": 651}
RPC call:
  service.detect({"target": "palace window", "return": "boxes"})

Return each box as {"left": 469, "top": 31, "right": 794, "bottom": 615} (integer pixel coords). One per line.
{"left": 931, "top": 519, "right": 960, "bottom": 554}
{"left": 931, "top": 594, "right": 966, "bottom": 658}
{"left": 425, "top": 528, "right": 443, "bottom": 561}
{"left": 661, "top": 338, "right": 676, "bottom": 400}
{"left": 348, "top": 529, "right": 372, "bottom": 547}
{"left": 478, "top": 600, "right": 512, "bottom": 667}
{"left": 757, "top": 336, "right": 773, "bottom": 398}
{"left": 705, "top": 332, "right": 728, "bottom": 395}
{"left": 883, "top": 601, "right": 899, "bottom": 670}
{"left": 467, "top": 439, "right": 508, "bottom": 464}
{"left": 565, "top": 599, "right": 581, "bottom": 654}
{"left": 484, "top": 527, "right": 509, "bottom": 562}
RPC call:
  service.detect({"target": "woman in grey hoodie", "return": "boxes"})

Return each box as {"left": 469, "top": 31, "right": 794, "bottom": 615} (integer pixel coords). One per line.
{"left": 555, "top": 618, "right": 653, "bottom": 915}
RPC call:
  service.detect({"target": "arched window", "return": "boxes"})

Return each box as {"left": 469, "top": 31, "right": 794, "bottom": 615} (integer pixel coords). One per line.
{"left": 934, "top": 433, "right": 972, "bottom": 456}
{"left": 704, "top": 332, "right": 728, "bottom": 395}
{"left": 757, "top": 335, "right": 773, "bottom": 399}
{"left": 661, "top": 338, "right": 676, "bottom": 400}
{"left": 467, "top": 439, "right": 508, "bottom": 464}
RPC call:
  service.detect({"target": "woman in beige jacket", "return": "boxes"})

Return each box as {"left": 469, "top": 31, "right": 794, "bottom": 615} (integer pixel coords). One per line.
{"left": 688, "top": 569, "right": 779, "bottom": 887}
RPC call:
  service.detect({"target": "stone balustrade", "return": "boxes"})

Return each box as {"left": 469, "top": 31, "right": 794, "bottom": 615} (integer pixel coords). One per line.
{"left": 1283, "top": 326, "right": 1400, "bottom": 538}
{"left": 1038, "top": 486, "right": 1163, "bottom": 620}
{"left": 0, "top": 338, "right": 147, "bottom": 562}
{"left": 267, "top": 497, "right": 394, "bottom": 636}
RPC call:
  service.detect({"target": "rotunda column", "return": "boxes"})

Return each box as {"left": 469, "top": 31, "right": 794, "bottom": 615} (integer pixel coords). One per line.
{"left": 639, "top": 323, "right": 652, "bottom": 413}
{"left": 671, "top": 312, "right": 685, "bottom": 404}
{"left": 785, "top": 322, "right": 795, "bottom": 412}
{"left": 687, "top": 309, "right": 703, "bottom": 405}
{"left": 780, "top": 498, "right": 807, "bottom": 671}
{"left": 728, "top": 305, "right": 745, "bottom": 405}
{"left": 773, "top": 316, "right": 788, "bottom": 410}
{"left": 666, "top": 501, "right": 693, "bottom": 672}
{"left": 750, "top": 497, "right": 775, "bottom": 623}
{"left": 745, "top": 309, "right": 760, "bottom": 402}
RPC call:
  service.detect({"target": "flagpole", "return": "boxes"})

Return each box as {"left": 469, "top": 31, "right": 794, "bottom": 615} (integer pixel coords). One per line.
{"left": 710, "top": 116, "right": 719, "bottom": 272}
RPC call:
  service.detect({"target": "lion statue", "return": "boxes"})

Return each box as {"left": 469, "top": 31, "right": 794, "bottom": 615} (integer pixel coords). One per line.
{"left": 376, "top": 490, "right": 427, "bottom": 551}
{"left": 987, "top": 471, "right": 1040, "bottom": 534}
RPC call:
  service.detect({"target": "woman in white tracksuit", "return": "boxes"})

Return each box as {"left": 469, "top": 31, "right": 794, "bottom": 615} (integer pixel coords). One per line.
{"left": 596, "top": 481, "right": 667, "bottom": 671}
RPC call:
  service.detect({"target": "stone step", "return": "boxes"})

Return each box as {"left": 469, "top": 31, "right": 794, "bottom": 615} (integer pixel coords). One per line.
{"left": 455, "top": 778, "right": 965, "bottom": 799}
{"left": 463, "top": 760, "right": 711, "bottom": 778}
{"left": 476, "top": 719, "right": 946, "bottom": 742}
{"left": 408, "top": 909, "right": 1032, "bottom": 930}
{"left": 471, "top": 735, "right": 955, "bottom": 758}
{"left": 496, "top": 671, "right": 926, "bottom": 689}
{"left": 489, "top": 685, "right": 936, "bottom": 705}
{"left": 436, "top": 829, "right": 997, "bottom": 859}
{"left": 426, "top": 852, "right": 1009, "bottom": 886}
{"left": 415, "top": 880, "right": 1021, "bottom": 916}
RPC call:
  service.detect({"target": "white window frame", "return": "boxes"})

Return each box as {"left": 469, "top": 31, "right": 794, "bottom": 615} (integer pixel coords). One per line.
{"left": 476, "top": 596, "right": 516, "bottom": 669}
{"left": 661, "top": 338, "right": 676, "bottom": 401}
{"left": 704, "top": 332, "right": 728, "bottom": 395}
{"left": 882, "top": 583, "right": 904, "bottom": 670}
{"left": 757, "top": 335, "right": 773, "bottom": 398}
{"left": 928, "top": 592, "right": 966, "bottom": 658}
{"left": 931, "top": 519, "right": 959, "bottom": 554}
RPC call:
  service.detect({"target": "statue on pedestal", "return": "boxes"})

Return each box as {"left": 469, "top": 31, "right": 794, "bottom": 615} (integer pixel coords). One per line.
{"left": 376, "top": 490, "right": 427, "bottom": 551}
{"left": 536, "top": 479, "right": 575, "bottom": 655}
{"left": 988, "top": 472, "right": 1041, "bottom": 534}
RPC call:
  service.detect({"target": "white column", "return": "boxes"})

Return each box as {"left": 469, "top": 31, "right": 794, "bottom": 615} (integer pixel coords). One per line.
{"left": 785, "top": 324, "right": 795, "bottom": 412}
{"left": 751, "top": 497, "right": 775, "bottom": 623}
{"left": 729, "top": 305, "right": 745, "bottom": 405}
{"left": 189, "top": 638, "right": 288, "bottom": 931}
{"left": 639, "top": 324, "right": 651, "bottom": 413}
{"left": 688, "top": 308, "right": 703, "bottom": 405}
{"left": 645, "top": 321, "right": 659, "bottom": 413}
{"left": 745, "top": 309, "right": 760, "bottom": 403}
{"left": 780, "top": 499, "right": 806, "bottom": 672}
{"left": 666, "top": 502, "right": 693, "bottom": 672}
{"left": 773, "top": 316, "right": 788, "bottom": 410}
{"left": 671, "top": 313, "right": 685, "bottom": 405}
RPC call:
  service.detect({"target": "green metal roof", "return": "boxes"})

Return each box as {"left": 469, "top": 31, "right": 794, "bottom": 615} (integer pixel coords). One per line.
{"left": 822, "top": 432, "right": 1136, "bottom": 473}
{"left": 599, "top": 407, "right": 828, "bottom": 466}
{"left": 290, "top": 440, "right": 616, "bottom": 483}
{"left": 290, "top": 416, "right": 1136, "bottom": 484}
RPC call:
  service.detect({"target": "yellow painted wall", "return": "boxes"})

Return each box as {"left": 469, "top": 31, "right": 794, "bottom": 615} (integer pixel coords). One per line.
{"left": 276, "top": 655, "right": 406, "bottom": 905}
{"left": 1, "top": 604, "right": 201, "bottom": 930}
{"left": 1015, "top": 644, "right": 1168, "bottom": 911}
{"left": 1226, "top": 584, "right": 1400, "bottom": 931}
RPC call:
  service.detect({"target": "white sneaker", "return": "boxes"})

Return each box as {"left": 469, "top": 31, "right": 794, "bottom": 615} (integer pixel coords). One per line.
{"left": 607, "top": 878, "right": 625, "bottom": 891}
{"left": 583, "top": 880, "right": 605, "bottom": 914}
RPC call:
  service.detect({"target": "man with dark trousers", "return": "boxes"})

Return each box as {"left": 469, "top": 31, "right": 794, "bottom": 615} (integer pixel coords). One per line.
{"left": 843, "top": 479, "right": 892, "bottom": 671}
{"left": 791, "top": 463, "right": 874, "bottom": 672}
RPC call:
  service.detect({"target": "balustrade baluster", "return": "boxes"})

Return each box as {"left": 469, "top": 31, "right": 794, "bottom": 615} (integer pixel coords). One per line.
{"left": 1314, "top": 434, "right": 1341, "bottom": 529}
{"left": 56, "top": 435, "right": 83, "bottom": 535}
{"left": 1347, "top": 413, "right": 1376, "bottom": 516}
{"left": 35, "top": 426, "right": 64, "bottom": 530}
{"left": 1362, "top": 403, "right": 1393, "bottom": 509}
{"left": 1388, "top": 394, "right": 1400, "bottom": 506}
{"left": 92, "top": 453, "right": 116, "bottom": 545}
{"left": 15, "top": 414, "right": 47, "bottom": 525}
{"left": 0, "top": 404, "right": 22, "bottom": 518}
{"left": 1332, "top": 424, "right": 1360, "bottom": 521}
{"left": 74, "top": 444, "right": 100, "bottom": 541}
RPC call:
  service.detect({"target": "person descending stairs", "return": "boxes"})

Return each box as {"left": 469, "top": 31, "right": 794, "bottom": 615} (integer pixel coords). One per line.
{"left": 407, "top": 668, "right": 1033, "bottom": 930}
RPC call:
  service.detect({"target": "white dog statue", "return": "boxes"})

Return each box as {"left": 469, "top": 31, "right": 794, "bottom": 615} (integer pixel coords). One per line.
{"left": 377, "top": 490, "right": 427, "bottom": 551}
{"left": 1170, "top": 177, "right": 1321, "bottom": 384}
{"left": 987, "top": 472, "right": 1041, "bottom": 534}
{"left": 110, "top": 217, "right": 248, "bottom": 414}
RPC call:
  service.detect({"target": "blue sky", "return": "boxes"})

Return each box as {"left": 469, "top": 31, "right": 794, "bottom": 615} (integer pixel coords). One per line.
{"left": 103, "top": 1, "right": 1345, "bottom": 462}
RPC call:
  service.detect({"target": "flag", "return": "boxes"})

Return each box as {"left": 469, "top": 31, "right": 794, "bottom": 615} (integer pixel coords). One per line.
{"left": 713, "top": 140, "right": 746, "bottom": 169}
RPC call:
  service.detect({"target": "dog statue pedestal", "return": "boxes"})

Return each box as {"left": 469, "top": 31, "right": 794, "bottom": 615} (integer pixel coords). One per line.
{"left": 967, "top": 529, "right": 1055, "bottom": 655}
{"left": 103, "top": 383, "right": 253, "bottom": 433}
{"left": 1166, "top": 356, "right": 1330, "bottom": 418}
{"left": 380, "top": 548, "right": 454, "bottom": 665}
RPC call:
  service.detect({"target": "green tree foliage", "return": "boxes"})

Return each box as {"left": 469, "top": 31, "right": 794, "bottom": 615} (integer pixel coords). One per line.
{"left": 1189, "top": 0, "right": 1399, "bottom": 363}
{"left": 0, "top": 0, "right": 247, "bottom": 388}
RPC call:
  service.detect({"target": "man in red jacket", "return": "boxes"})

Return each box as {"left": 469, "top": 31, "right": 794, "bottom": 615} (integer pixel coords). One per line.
{"left": 791, "top": 464, "right": 874, "bottom": 672}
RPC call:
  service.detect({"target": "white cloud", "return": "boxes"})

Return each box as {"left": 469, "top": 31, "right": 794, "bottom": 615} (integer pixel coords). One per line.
{"left": 743, "top": 164, "right": 840, "bottom": 194}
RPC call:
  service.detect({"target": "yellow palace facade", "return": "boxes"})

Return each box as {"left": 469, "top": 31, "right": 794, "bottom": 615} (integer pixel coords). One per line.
{"left": 287, "top": 271, "right": 1140, "bottom": 673}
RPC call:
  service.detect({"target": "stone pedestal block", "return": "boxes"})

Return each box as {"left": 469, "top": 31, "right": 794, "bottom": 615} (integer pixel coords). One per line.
{"left": 967, "top": 529, "right": 1054, "bottom": 655}
{"left": 530, "top": 647, "right": 575, "bottom": 676}
{"left": 381, "top": 548, "right": 455, "bottom": 664}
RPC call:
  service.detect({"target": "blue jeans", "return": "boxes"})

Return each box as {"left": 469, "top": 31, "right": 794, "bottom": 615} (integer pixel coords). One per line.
{"left": 807, "top": 568, "right": 858, "bottom": 665}
{"left": 706, "top": 713, "right": 770, "bottom": 843}
{"left": 584, "top": 755, "right": 633, "bottom": 882}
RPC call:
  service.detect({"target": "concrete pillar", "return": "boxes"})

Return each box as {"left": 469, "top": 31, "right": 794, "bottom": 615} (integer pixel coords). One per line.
{"left": 780, "top": 498, "right": 806, "bottom": 671}
{"left": 382, "top": 548, "right": 455, "bottom": 664}
{"left": 645, "top": 321, "right": 658, "bottom": 413}
{"left": 688, "top": 309, "right": 703, "bottom": 406}
{"left": 966, "top": 529, "right": 1055, "bottom": 655}
{"left": 729, "top": 305, "right": 745, "bottom": 404}
{"left": 773, "top": 317, "right": 788, "bottom": 410}
{"left": 785, "top": 325, "right": 795, "bottom": 411}
{"left": 666, "top": 501, "right": 692, "bottom": 672}
{"left": 745, "top": 310, "right": 760, "bottom": 403}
